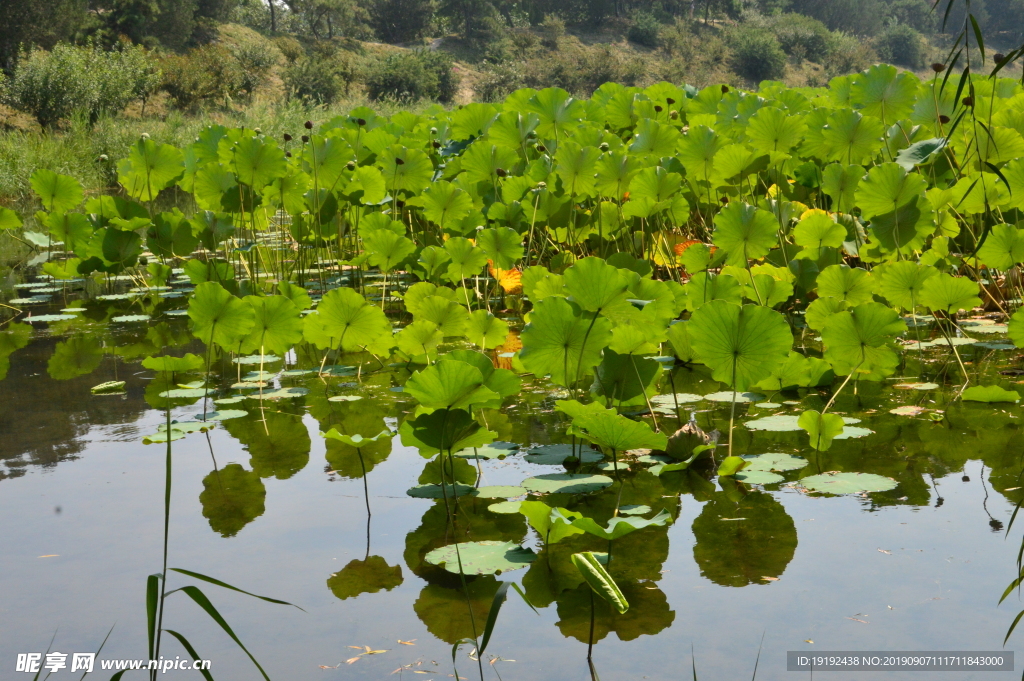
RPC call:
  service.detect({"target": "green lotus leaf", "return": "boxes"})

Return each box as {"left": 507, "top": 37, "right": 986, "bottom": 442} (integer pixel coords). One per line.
{"left": 31, "top": 169, "right": 84, "bottom": 213}
{"left": 793, "top": 212, "right": 846, "bottom": 254}
{"left": 188, "top": 281, "right": 256, "bottom": 350}
{"left": 461, "top": 142, "right": 519, "bottom": 184}
{"left": 571, "top": 552, "right": 629, "bottom": 614}
{"left": 230, "top": 135, "right": 286, "bottom": 189}
{"left": 570, "top": 405, "right": 668, "bottom": 452}
{"left": 322, "top": 429, "right": 392, "bottom": 448}
{"left": 444, "top": 236, "right": 488, "bottom": 283}
{"left": 798, "top": 409, "right": 845, "bottom": 451}
{"left": 822, "top": 302, "right": 906, "bottom": 379}
{"left": 754, "top": 351, "right": 821, "bottom": 390}
{"left": 377, "top": 145, "right": 434, "bottom": 193}
{"left": 118, "top": 137, "right": 184, "bottom": 202}
{"left": 363, "top": 228, "right": 415, "bottom": 273}
{"left": 741, "top": 453, "right": 807, "bottom": 472}
{"left": 90, "top": 380, "right": 125, "bottom": 395}
{"left": 477, "top": 227, "right": 523, "bottom": 270}
{"left": 406, "top": 483, "right": 479, "bottom": 499}
{"left": 591, "top": 349, "right": 662, "bottom": 408}
{"left": 0, "top": 206, "right": 21, "bottom": 231}
{"left": 521, "top": 473, "right": 614, "bottom": 494}
{"left": 527, "top": 87, "right": 586, "bottom": 141}
{"left": 850, "top": 65, "right": 918, "bottom": 122}
{"left": 405, "top": 360, "right": 500, "bottom": 410}
{"left": 239, "top": 295, "right": 303, "bottom": 356}
{"left": 895, "top": 137, "right": 948, "bottom": 171}
{"left": 868, "top": 195, "right": 935, "bottom": 253}
{"left": 816, "top": 265, "right": 874, "bottom": 305}
{"left": 688, "top": 300, "right": 792, "bottom": 391}
{"left": 142, "top": 353, "right": 204, "bottom": 373}
{"left": 665, "top": 322, "right": 696, "bottom": 362}
{"left": 702, "top": 391, "right": 764, "bottom": 402}
{"left": 453, "top": 441, "right": 519, "bottom": 460}
{"left": 746, "top": 105, "right": 805, "bottom": 154}
{"left": 523, "top": 443, "right": 604, "bottom": 465}
{"left": 1009, "top": 309, "right": 1024, "bottom": 348}
{"left": 961, "top": 385, "right": 1021, "bottom": 403}
{"left": 425, "top": 540, "right": 536, "bottom": 575}
{"left": 875, "top": 261, "right": 939, "bottom": 311}
{"left": 821, "top": 163, "right": 862, "bottom": 213}
{"left": 572, "top": 509, "right": 672, "bottom": 541}
{"left": 804, "top": 297, "right": 847, "bottom": 331}
{"left": 194, "top": 409, "right": 247, "bottom": 421}
{"left": 488, "top": 501, "right": 523, "bottom": 513}
{"left": 416, "top": 245, "right": 451, "bottom": 279}
{"left": 412, "top": 295, "right": 469, "bottom": 338}
{"left": 712, "top": 202, "right": 778, "bottom": 266}
{"left": 399, "top": 408, "right": 497, "bottom": 456}
{"left": 199, "top": 463, "right": 265, "bottom": 537}
{"left": 563, "top": 256, "right": 632, "bottom": 315}
{"left": 800, "top": 471, "right": 898, "bottom": 494}
{"left": 395, "top": 320, "right": 443, "bottom": 361}
{"left": 681, "top": 271, "right": 742, "bottom": 311}
{"left": 519, "top": 500, "right": 586, "bottom": 544}
{"left": 328, "top": 556, "right": 403, "bottom": 600}
{"left": 519, "top": 296, "right": 612, "bottom": 387}
{"left": 821, "top": 108, "right": 885, "bottom": 165}
{"left": 416, "top": 181, "right": 473, "bottom": 230}
{"left": 466, "top": 310, "right": 509, "bottom": 350}
{"left": 474, "top": 485, "right": 527, "bottom": 498}
{"left": 254, "top": 386, "right": 309, "bottom": 399}
{"left": 159, "top": 388, "right": 209, "bottom": 399}
{"left": 555, "top": 141, "right": 601, "bottom": 197}
{"left": 919, "top": 272, "right": 981, "bottom": 315}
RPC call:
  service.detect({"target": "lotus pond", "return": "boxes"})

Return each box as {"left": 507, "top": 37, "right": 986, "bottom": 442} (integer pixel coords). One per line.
{"left": 5, "top": 69, "right": 1024, "bottom": 679}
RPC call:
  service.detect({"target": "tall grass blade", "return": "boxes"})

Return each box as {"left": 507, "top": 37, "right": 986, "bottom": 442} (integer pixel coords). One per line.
{"left": 163, "top": 629, "right": 215, "bottom": 681}
{"left": 479, "top": 581, "right": 510, "bottom": 654}
{"left": 169, "top": 568, "right": 305, "bottom": 610}
{"left": 171, "top": 585, "right": 271, "bottom": 681}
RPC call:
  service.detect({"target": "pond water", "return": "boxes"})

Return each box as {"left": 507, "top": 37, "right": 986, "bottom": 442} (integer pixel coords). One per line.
{"left": 3, "top": 281, "right": 1024, "bottom": 680}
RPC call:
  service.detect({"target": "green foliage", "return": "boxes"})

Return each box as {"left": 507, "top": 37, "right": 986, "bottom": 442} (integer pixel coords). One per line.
{"left": 284, "top": 54, "right": 359, "bottom": 104}
{"left": 874, "top": 24, "right": 924, "bottom": 69}
{"left": 769, "top": 13, "right": 834, "bottom": 62}
{"left": 365, "top": 51, "right": 459, "bottom": 104}
{"left": 729, "top": 27, "right": 787, "bottom": 83}
{"left": 159, "top": 45, "right": 244, "bottom": 109}
{"left": 627, "top": 11, "right": 662, "bottom": 48}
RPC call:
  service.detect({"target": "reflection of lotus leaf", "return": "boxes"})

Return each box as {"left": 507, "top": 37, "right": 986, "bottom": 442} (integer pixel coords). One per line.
{"left": 406, "top": 483, "right": 478, "bottom": 499}
{"left": 413, "top": 578, "right": 500, "bottom": 644}
{"left": 327, "top": 556, "right": 403, "bottom": 600}
{"left": 488, "top": 501, "right": 522, "bottom": 513}
{"left": 704, "top": 391, "right": 765, "bottom": 402}
{"left": 521, "top": 474, "right": 613, "bottom": 494}
{"left": 474, "top": 485, "right": 527, "bottom": 498}
{"left": 425, "top": 540, "right": 536, "bottom": 574}
{"left": 555, "top": 581, "right": 675, "bottom": 643}
{"left": 740, "top": 453, "right": 806, "bottom": 472}
{"left": 733, "top": 470, "right": 784, "bottom": 484}
{"left": 454, "top": 441, "right": 519, "bottom": 460}
{"left": 194, "top": 409, "right": 248, "bottom": 421}
{"left": 692, "top": 491, "right": 797, "bottom": 587}
{"left": 222, "top": 410, "right": 311, "bottom": 479}
{"left": 199, "top": 463, "right": 265, "bottom": 537}
{"left": 248, "top": 386, "right": 309, "bottom": 399}
{"left": 524, "top": 443, "right": 604, "bottom": 465}
{"left": 48, "top": 336, "right": 103, "bottom": 380}
{"left": 962, "top": 385, "right": 1021, "bottom": 403}
{"left": 800, "top": 471, "right": 898, "bottom": 494}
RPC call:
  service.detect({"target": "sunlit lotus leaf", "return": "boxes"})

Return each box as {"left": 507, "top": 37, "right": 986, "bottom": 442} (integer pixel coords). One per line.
{"left": 746, "top": 105, "right": 805, "bottom": 154}
{"left": 591, "top": 349, "right": 662, "bottom": 407}
{"left": 159, "top": 388, "right": 208, "bottom": 399}
{"left": 412, "top": 295, "right": 469, "bottom": 338}
{"left": 522, "top": 473, "right": 613, "bottom": 494}
{"left": 239, "top": 295, "right": 303, "bottom": 355}
{"left": 816, "top": 265, "right": 873, "bottom": 305}
{"left": 703, "top": 391, "right": 764, "bottom": 402}
{"left": 794, "top": 212, "right": 846, "bottom": 253}
{"left": 405, "top": 483, "right": 478, "bottom": 499}
{"left": 919, "top": 272, "right": 982, "bottom": 315}
{"left": 454, "top": 441, "right": 519, "bottom": 460}
{"left": 474, "top": 486, "right": 527, "bottom": 498}
{"left": 800, "top": 471, "right": 898, "bottom": 494}
{"left": 230, "top": 135, "right": 286, "bottom": 189}
{"left": 856, "top": 162, "right": 928, "bottom": 219}
{"left": 961, "top": 385, "right": 1021, "bottom": 403}
{"left": 754, "top": 351, "right": 820, "bottom": 390}
{"left": 977, "top": 224, "right": 1024, "bottom": 270}
{"left": 571, "top": 509, "right": 671, "bottom": 541}
{"left": 461, "top": 142, "right": 519, "bottom": 184}
{"left": 563, "top": 256, "right": 632, "bottom": 316}
{"left": 821, "top": 108, "right": 885, "bottom": 165}
{"left": 465, "top": 310, "right": 509, "bottom": 350}
{"left": 199, "top": 463, "right": 265, "bottom": 537}
{"left": 399, "top": 408, "right": 496, "bottom": 456}
{"left": 488, "top": 501, "right": 522, "bottom": 513}
{"left": 734, "top": 470, "right": 784, "bottom": 484}
{"left": 118, "top": 138, "right": 184, "bottom": 202}
{"left": 363, "top": 228, "right": 415, "bottom": 273}
{"left": 444, "top": 237, "right": 488, "bottom": 283}
{"left": 681, "top": 272, "right": 742, "bottom": 311}
{"left": 188, "top": 281, "right": 256, "bottom": 350}
{"left": 570, "top": 407, "right": 668, "bottom": 452}
{"left": 395, "top": 320, "right": 443, "bottom": 361}
{"left": 740, "top": 453, "right": 806, "bottom": 472}
{"left": 519, "top": 297, "right": 612, "bottom": 387}
{"left": 425, "top": 540, "right": 536, "bottom": 575}
{"left": 875, "top": 261, "right": 938, "bottom": 311}
{"left": 405, "top": 360, "right": 500, "bottom": 409}
{"left": 822, "top": 302, "right": 906, "bottom": 379}
{"left": 31, "top": 169, "right": 84, "bottom": 213}
{"left": 688, "top": 300, "right": 792, "bottom": 391}
{"left": 519, "top": 500, "right": 585, "bottom": 544}
{"left": 712, "top": 202, "right": 778, "bottom": 266}
{"left": 194, "top": 410, "right": 247, "bottom": 422}
{"left": 692, "top": 491, "right": 797, "bottom": 587}
{"left": 524, "top": 443, "right": 604, "bottom": 465}
{"left": 415, "top": 181, "right": 473, "bottom": 230}
{"left": 477, "top": 227, "right": 523, "bottom": 269}
{"left": 377, "top": 145, "right": 433, "bottom": 193}
{"left": 327, "top": 556, "right": 403, "bottom": 600}
{"left": 821, "top": 163, "right": 862, "bottom": 213}
{"left": 798, "top": 409, "right": 846, "bottom": 451}
{"left": 142, "top": 353, "right": 204, "bottom": 373}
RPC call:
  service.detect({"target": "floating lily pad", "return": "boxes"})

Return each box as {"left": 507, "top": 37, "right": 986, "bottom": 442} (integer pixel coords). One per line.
{"left": 594, "top": 461, "right": 629, "bottom": 472}
{"left": 250, "top": 387, "right": 309, "bottom": 399}
{"left": 960, "top": 321, "right": 1007, "bottom": 334}
{"left": 214, "top": 395, "right": 247, "bottom": 405}
{"left": 142, "top": 429, "right": 186, "bottom": 444}
{"left": 746, "top": 414, "right": 860, "bottom": 432}
{"left": 893, "top": 382, "right": 940, "bottom": 390}
{"left": 520, "top": 473, "right": 613, "bottom": 494}
{"left": 524, "top": 444, "right": 604, "bottom": 465}
{"left": 95, "top": 293, "right": 134, "bottom": 301}
{"left": 487, "top": 501, "right": 522, "bottom": 514}
{"left": 111, "top": 314, "right": 150, "bottom": 323}
{"left": 389, "top": 386, "right": 404, "bottom": 392}
{"left": 91, "top": 380, "right": 126, "bottom": 395}
{"left": 10, "top": 296, "right": 51, "bottom": 304}
{"left": 800, "top": 471, "right": 897, "bottom": 494}
{"left": 242, "top": 370, "right": 277, "bottom": 381}
{"left": 734, "top": 470, "right": 785, "bottom": 485}
{"left": 25, "top": 314, "right": 77, "bottom": 323}
{"left": 327, "top": 395, "right": 363, "bottom": 402}
{"left": 161, "top": 421, "right": 215, "bottom": 434}
{"left": 619, "top": 504, "right": 652, "bottom": 515}
{"left": 474, "top": 486, "right": 527, "bottom": 498}
{"left": 194, "top": 410, "right": 248, "bottom": 421}
{"left": 928, "top": 336, "right": 978, "bottom": 347}
{"left": 281, "top": 369, "right": 317, "bottom": 377}
{"left": 424, "top": 541, "right": 536, "bottom": 575}
{"left": 233, "top": 354, "right": 281, "bottom": 365}
{"left": 406, "top": 483, "right": 478, "bottom": 499}
{"left": 231, "top": 381, "right": 267, "bottom": 389}
{"left": 321, "top": 365, "right": 357, "bottom": 376}
{"left": 962, "top": 385, "right": 1021, "bottom": 403}
{"left": 740, "top": 453, "right": 806, "bottom": 472}
{"left": 704, "top": 391, "right": 765, "bottom": 403}
{"left": 889, "top": 405, "right": 926, "bottom": 416}
{"left": 754, "top": 402, "right": 782, "bottom": 408}
{"left": 60, "top": 308, "right": 85, "bottom": 313}
{"left": 159, "top": 388, "right": 209, "bottom": 399}
{"left": 165, "top": 309, "right": 189, "bottom": 316}
{"left": 632, "top": 453, "right": 673, "bottom": 465}
{"left": 976, "top": 342, "right": 1016, "bottom": 350}
{"left": 650, "top": 393, "right": 703, "bottom": 406}
{"left": 454, "top": 442, "right": 519, "bottom": 460}
{"left": 836, "top": 426, "right": 873, "bottom": 439}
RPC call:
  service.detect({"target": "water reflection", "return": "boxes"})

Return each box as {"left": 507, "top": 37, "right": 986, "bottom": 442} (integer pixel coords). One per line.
{"left": 198, "top": 463, "right": 266, "bottom": 537}
{"left": 327, "top": 556, "right": 403, "bottom": 600}
{"left": 222, "top": 410, "right": 311, "bottom": 480}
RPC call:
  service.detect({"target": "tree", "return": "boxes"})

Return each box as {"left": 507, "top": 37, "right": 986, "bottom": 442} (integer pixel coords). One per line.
{"left": 365, "top": 0, "right": 433, "bottom": 43}
{"left": 0, "top": 0, "right": 87, "bottom": 71}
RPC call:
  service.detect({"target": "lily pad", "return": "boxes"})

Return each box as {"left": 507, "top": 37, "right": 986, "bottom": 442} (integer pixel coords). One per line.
{"left": 453, "top": 442, "right": 519, "bottom": 460}
{"left": 800, "top": 471, "right": 897, "bottom": 494}
{"left": 740, "top": 453, "right": 806, "bottom": 472}
{"left": 836, "top": 426, "right": 873, "bottom": 439}
{"left": 734, "top": 470, "right": 785, "bottom": 485}
{"left": 250, "top": 387, "right": 309, "bottom": 399}
{"left": 962, "top": 385, "right": 1021, "bottom": 403}
{"left": 746, "top": 414, "right": 860, "bottom": 432}
{"left": 889, "top": 405, "right": 926, "bottom": 416}
{"left": 893, "top": 382, "right": 940, "bottom": 390}
{"left": 754, "top": 402, "right": 782, "bottom": 408}
{"left": 214, "top": 395, "right": 247, "bottom": 405}
{"left": 10, "top": 296, "right": 51, "bottom": 304}
{"left": 281, "top": 368, "right": 317, "bottom": 377}
{"left": 233, "top": 354, "right": 281, "bottom": 365}
{"left": 524, "top": 444, "right": 604, "bottom": 465}
{"left": 488, "top": 501, "right": 523, "bottom": 514}
{"left": 474, "top": 485, "right": 527, "bottom": 498}
{"left": 111, "top": 314, "right": 150, "bottom": 323}
{"left": 165, "top": 309, "right": 189, "bottom": 316}
{"left": 704, "top": 391, "right": 765, "bottom": 403}
{"left": 142, "top": 430, "right": 186, "bottom": 444}
{"left": 976, "top": 342, "right": 1016, "bottom": 350}
{"left": 91, "top": 380, "right": 126, "bottom": 395}
{"left": 231, "top": 381, "right": 267, "bottom": 389}
{"left": 406, "top": 483, "right": 478, "bottom": 499}
{"left": 619, "top": 504, "right": 652, "bottom": 515}
{"left": 327, "top": 395, "right": 363, "bottom": 402}
{"left": 158, "top": 388, "right": 209, "bottom": 399}
{"left": 194, "top": 410, "right": 248, "bottom": 421}
{"left": 594, "top": 461, "right": 629, "bottom": 472}
{"left": 650, "top": 393, "right": 703, "bottom": 406}
{"left": 424, "top": 541, "right": 536, "bottom": 575}
{"left": 26, "top": 314, "right": 77, "bottom": 323}
{"left": 521, "top": 474, "right": 613, "bottom": 494}
{"left": 321, "top": 365, "right": 358, "bottom": 376}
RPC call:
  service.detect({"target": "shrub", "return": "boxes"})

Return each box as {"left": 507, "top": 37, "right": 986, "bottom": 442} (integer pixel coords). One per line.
{"left": 284, "top": 53, "right": 359, "bottom": 104}
{"left": 770, "top": 13, "right": 833, "bottom": 63}
{"left": 160, "top": 45, "right": 244, "bottom": 109}
{"left": 822, "top": 32, "right": 877, "bottom": 77}
{"left": 885, "top": 0, "right": 935, "bottom": 33}
{"left": 875, "top": 23, "right": 924, "bottom": 68}
{"left": 729, "top": 27, "right": 787, "bottom": 83}
{"left": 522, "top": 43, "right": 644, "bottom": 96}
{"left": 274, "top": 35, "right": 305, "bottom": 63}
{"left": 509, "top": 29, "right": 538, "bottom": 59}
{"left": 540, "top": 15, "right": 566, "bottom": 49}
{"left": 627, "top": 11, "right": 662, "bottom": 48}
{"left": 476, "top": 63, "right": 525, "bottom": 102}
{"left": 365, "top": 50, "right": 459, "bottom": 103}
{"left": 231, "top": 39, "right": 280, "bottom": 96}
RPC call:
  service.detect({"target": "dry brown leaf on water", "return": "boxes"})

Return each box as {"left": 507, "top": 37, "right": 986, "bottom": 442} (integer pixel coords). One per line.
{"left": 348, "top": 645, "right": 365, "bottom": 650}
{"left": 346, "top": 657, "right": 362, "bottom": 664}
{"left": 319, "top": 664, "right": 340, "bottom": 669}
{"left": 804, "top": 640, "right": 814, "bottom": 644}
{"left": 398, "top": 639, "right": 417, "bottom": 645}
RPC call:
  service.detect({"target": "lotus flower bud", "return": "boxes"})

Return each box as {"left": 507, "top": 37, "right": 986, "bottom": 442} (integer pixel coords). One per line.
{"left": 304, "top": 120, "right": 313, "bottom": 129}
{"left": 931, "top": 63, "right": 946, "bottom": 72}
